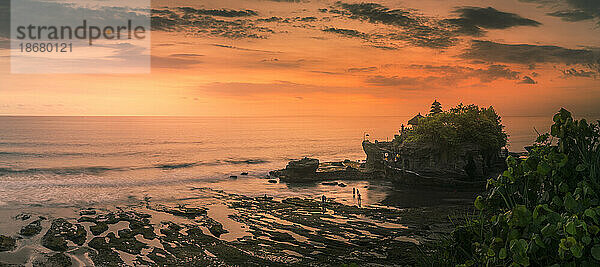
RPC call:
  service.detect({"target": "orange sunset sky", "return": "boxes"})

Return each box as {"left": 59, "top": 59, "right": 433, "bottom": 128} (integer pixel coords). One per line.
{"left": 0, "top": 0, "right": 599, "bottom": 117}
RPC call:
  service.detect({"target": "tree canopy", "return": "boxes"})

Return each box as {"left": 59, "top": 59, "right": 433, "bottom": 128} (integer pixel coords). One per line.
{"left": 397, "top": 103, "right": 507, "bottom": 157}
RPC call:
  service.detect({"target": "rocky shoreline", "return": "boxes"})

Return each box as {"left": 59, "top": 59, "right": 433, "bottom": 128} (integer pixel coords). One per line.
{"left": 269, "top": 158, "right": 381, "bottom": 183}
{"left": 0, "top": 186, "right": 472, "bottom": 266}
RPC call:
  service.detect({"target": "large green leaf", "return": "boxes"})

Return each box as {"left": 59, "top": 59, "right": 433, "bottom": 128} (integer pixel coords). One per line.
{"left": 564, "top": 193, "right": 578, "bottom": 211}
{"left": 591, "top": 245, "right": 600, "bottom": 261}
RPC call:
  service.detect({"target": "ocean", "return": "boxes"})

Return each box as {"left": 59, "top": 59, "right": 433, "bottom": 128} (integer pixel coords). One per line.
{"left": 0, "top": 115, "right": 568, "bottom": 208}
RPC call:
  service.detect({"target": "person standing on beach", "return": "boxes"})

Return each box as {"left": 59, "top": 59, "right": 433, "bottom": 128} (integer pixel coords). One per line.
{"left": 353, "top": 188, "right": 356, "bottom": 198}
{"left": 357, "top": 193, "right": 362, "bottom": 207}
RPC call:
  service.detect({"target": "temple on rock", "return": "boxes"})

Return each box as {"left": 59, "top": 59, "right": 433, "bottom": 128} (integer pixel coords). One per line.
{"left": 362, "top": 100, "right": 507, "bottom": 186}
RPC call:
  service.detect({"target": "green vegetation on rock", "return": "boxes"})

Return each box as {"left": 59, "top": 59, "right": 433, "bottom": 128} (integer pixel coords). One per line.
{"left": 397, "top": 104, "right": 507, "bottom": 160}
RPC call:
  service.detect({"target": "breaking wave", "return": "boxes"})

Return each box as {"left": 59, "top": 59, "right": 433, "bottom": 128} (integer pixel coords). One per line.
{"left": 0, "top": 158, "right": 271, "bottom": 176}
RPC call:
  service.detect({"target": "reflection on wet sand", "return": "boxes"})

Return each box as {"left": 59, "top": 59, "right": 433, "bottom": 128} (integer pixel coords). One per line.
{"left": 0, "top": 180, "right": 477, "bottom": 266}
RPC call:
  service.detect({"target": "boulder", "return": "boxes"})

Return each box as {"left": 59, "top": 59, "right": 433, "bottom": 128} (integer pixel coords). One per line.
{"left": 283, "top": 157, "right": 319, "bottom": 181}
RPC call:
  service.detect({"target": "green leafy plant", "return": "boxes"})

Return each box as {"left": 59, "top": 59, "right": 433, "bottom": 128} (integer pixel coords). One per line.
{"left": 434, "top": 108, "right": 600, "bottom": 266}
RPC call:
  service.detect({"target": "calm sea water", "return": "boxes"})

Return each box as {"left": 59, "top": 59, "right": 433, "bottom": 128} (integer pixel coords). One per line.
{"left": 0, "top": 116, "right": 568, "bottom": 207}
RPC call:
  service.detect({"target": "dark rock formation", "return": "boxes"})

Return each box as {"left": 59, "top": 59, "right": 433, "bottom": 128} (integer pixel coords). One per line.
{"left": 107, "top": 232, "right": 148, "bottom": 255}
{"left": 33, "top": 253, "right": 72, "bottom": 267}
{"left": 150, "top": 204, "right": 207, "bottom": 219}
{"left": 20, "top": 219, "right": 43, "bottom": 237}
{"left": 41, "top": 219, "right": 87, "bottom": 251}
{"left": 88, "top": 236, "right": 124, "bottom": 266}
{"left": 363, "top": 140, "right": 505, "bottom": 186}
{"left": 89, "top": 222, "right": 108, "bottom": 236}
{"left": 0, "top": 235, "right": 16, "bottom": 252}
{"left": 200, "top": 217, "right": 229, "bottom": 238}
{"left": 283, "top": 157, "right": 319, "bottom": 181}
{"left": 362, "top": 141, "right": 393, "bottom": 172}
{"left": 15, "top": 213, "right": 31, "bottom": 221}
{"left": 270, "top": 158, "right": 376, "bottom": 182}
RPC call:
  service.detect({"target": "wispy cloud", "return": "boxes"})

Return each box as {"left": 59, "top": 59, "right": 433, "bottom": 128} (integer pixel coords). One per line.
{"left": 151, "top": 8, "right": 273, "bottom": 39}
{"left": 521, "top": 0, "right": 600, "bottom": 24}
{"left": 365, "top": 64, "right": 522, "bottom": 88}
{"left": 461, "top": 40, "right": 596, "bottom": 65}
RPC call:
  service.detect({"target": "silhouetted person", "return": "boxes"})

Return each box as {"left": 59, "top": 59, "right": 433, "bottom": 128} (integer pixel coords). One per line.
{"left": 322, "top": 195, "right": 327, "bottom": 204}
{"left": 353, "top": 188, "right": 356, "bottom": 198}
{"left": 465, "top": 154, "right": 476, "bottom": 180}
{"left": 357, "top": 193, "right": 362, "bottom": 207}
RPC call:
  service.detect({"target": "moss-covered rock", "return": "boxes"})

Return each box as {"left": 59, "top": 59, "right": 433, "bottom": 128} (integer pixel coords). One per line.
{"left": 89, "top": 222, "right": 108, "bottom": 236}
{"left": 20, "top": 219, "right": 42, "bottom": 237}
{"left": 0, "top": 235, "right": 16, "bottom": 252}
{"left": 88, "top": 236, "right": 124, "bottom": 266}
{"left": 42, "top": 218, "right": 87, "bottom": 251}
{"left": 33, "top": 253, "right": 72, "bottom": 267}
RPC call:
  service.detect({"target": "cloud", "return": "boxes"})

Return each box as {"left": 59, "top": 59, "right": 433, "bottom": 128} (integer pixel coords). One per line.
{"left": 152, "top": 8, "right": 273, "bottom": 39}
{"left": 328, "top": 2, "right": 458, "bottom": 48}
{"left": 323, "top": 28, "right": 368, "bottom": 38}
{"left": 365, "top": 76, "right": 431, "bottom": 87}
{"left": 211, "top": 44, "right": 281, "bottom": 53}
{"left": 461, "top": 40, "right": 596, "bottom": 65}
{"left": 365, "top": 64, "right": 521, "bottom": 88}
{"left": 520, "top": 0, "right": 600, "bottom": 23}
{"left": 326, "top": 3, "right": 543, "bottom": 49}
{"left": 444, "top": 7, "right": 541, "bottom": 36}
{"left": 411, "top": 64, "right": 520, "bottom": 83}
{"left": 321, "top": 27, "right": 402, "bottom": 50}
{"left": 547, "top": 10, "right": 595, "bottom": 22}
{"left": 347, "top": 66, "right": 378, "bottom": 73}
{"left": 562, "top": 68, "right": 597, "bottom": 78}
{"left": 177, "top": 7, "right": 257, "bottom": 17}
{"left": 519, "top": 76, "right": 538, "bottom": 84}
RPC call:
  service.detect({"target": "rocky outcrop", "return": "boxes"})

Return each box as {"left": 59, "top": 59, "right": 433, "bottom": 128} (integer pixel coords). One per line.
{"left": 271, "top": 158, "right": 377, "bottom": 182}
{"left": 362, "top": 141, "right": 393, "bottom": 172}
{"left": 287, "top": 157, "right": 319, "bottom": 176}
{"left": 363, "top": 140, "right": 504, "bottom": 185}
{"left": 279, "top": 157, "right": 319, "bottom": 182}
